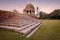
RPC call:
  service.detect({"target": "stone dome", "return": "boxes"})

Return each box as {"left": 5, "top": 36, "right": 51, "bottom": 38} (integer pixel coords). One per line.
{"left": 25, "top": 4, "right": 35, "bottom": 10}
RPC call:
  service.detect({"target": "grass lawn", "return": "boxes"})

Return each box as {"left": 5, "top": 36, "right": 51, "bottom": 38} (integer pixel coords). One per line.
{"left": 0, "top": 19, "right": 60, "bottom": 40}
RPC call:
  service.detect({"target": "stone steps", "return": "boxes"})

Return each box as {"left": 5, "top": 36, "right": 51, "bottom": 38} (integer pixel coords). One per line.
{"left": 0, "top": 21, "right": 41, "bottom": 38}
{"left": 20, "top": 22, "right": 41, "bottom": 37}
{"left": 16, "top": 21, "right": 39, "bottom": 31}
{"left": 0, "top": 14, "right": 41, "bottom": 38}
{"left": 0, "top": 21, "right": 39, "bottom": 31}
{"left": 26, "top": 23, "right": 41, "bottom": 38}
{"left": 0, "top": 14, "right": 37, "bottom": 27}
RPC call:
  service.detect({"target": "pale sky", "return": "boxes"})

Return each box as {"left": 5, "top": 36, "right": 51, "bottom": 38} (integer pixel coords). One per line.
{"left": 0, "top": 0, "right": 60, "bottom": 13}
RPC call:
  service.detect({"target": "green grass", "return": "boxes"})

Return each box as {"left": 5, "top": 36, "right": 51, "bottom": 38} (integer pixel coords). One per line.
{"left": 0, "top": 20, "right": 60, "bottom": 40}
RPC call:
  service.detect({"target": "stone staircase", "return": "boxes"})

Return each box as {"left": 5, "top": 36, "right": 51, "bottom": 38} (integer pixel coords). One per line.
{"left": 0, "top": 13, "right": 41, "bottom": 38}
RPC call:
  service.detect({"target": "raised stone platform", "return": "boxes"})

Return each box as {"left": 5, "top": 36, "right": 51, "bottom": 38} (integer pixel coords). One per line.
{"left": 0, "top": 13, "right": 41, "bottom": 38}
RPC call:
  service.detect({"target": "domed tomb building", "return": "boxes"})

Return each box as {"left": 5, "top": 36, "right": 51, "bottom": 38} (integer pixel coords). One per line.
{"left": 23, "top": 4, "right": 35, "bottom": 16}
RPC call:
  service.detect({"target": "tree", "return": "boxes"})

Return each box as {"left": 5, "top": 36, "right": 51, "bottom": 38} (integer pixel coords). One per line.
{"left": 49, "top": 9, "right": 60, "bottom": 19}
{"left": 39, "top": 11, "right": 48, "bottom": 19}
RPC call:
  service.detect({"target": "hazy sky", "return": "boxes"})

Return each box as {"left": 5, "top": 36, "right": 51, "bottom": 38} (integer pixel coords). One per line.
{"left": 0, "top": 0, "right": 60, "bottom": 13}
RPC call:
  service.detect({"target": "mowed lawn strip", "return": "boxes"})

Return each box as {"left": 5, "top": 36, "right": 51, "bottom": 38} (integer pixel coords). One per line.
{"left": 0, "top": 20, "right": 60, "bottom": 40}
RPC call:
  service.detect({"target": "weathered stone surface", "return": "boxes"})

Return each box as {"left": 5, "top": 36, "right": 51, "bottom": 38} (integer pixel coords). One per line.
{"left": 0, "top": 10, "right": 41, "bottom": 38}
{"left": 0, "top": 10, "right": 19, "bottom": 22}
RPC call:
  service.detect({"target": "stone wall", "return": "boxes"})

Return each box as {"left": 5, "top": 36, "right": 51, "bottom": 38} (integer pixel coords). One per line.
{"left": 0, "top": 10, "right": 18, "bottom": 22}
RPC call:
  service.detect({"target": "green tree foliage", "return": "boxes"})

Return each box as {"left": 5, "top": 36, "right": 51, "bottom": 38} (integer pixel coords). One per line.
{"left": 39, "top": 11, "right": 48, "bottom": 19}
{"left": 49, "top": 9, "right": 60, "bottom": 19}
{"left": 38, "top": 9, "right": 60, "bottom": 19}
